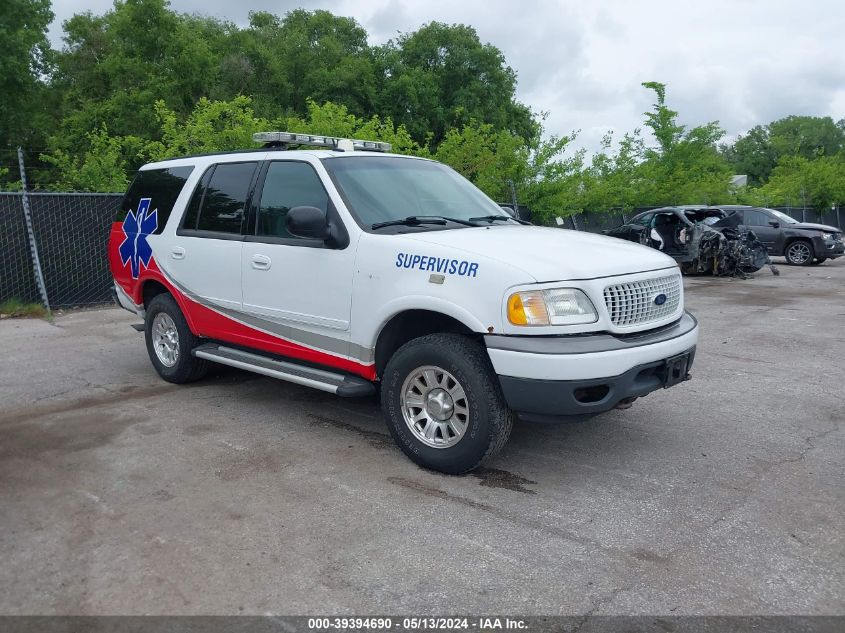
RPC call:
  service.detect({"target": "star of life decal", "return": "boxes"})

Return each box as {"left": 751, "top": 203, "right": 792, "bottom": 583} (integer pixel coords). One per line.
{"left": 118, "top": 198, "right": 157, "bottom": 278}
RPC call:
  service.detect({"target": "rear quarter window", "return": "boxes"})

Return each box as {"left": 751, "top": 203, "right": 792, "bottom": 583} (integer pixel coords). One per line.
{"left": 118, "top": 166, "right": 195, "bottom": 234}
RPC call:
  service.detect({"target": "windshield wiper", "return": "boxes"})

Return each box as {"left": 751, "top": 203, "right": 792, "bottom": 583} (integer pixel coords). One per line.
{"left": 469, "top": 214, "right": 530, "bottom": 225}
{"left": 371, "top": 215, "right": 477, "bottom": 230}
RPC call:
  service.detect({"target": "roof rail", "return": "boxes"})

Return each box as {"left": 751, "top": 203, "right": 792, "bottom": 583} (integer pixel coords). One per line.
{"left": 253, "top": 131, "right": 392, "bottom": 153}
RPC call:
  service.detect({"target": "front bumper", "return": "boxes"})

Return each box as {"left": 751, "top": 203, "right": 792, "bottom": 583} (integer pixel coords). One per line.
{"left": 820, "top": 239, "right": 844, "bottom": 258}
{"left": 486, "top": 312, "right": 699, "bottom": 421}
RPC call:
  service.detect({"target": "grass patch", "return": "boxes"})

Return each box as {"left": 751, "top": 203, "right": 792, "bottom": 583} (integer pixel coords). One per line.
{"left": 0, "top": 298, "right": 49, "bottom": 319}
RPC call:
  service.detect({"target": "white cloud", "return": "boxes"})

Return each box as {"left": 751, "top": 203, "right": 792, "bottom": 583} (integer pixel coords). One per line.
{"left": 48, "top": 0, "right": 845, "bottom": 152}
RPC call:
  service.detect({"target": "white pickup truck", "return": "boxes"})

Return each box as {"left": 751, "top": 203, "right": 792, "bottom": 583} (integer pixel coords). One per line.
{"left": 109, "top": 132, "right": 698, "bottom": 473}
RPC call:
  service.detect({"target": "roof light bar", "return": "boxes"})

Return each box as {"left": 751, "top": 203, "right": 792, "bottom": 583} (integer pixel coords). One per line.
{"left": 253, "top": 131, "right": 392, "bottom": 153}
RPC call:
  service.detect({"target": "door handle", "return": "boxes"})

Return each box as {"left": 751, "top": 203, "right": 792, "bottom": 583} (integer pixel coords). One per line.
{"left": 251, "top": 254, "right": 271, "bottom": 270}
{"left": 171, "top": 247, "right": 186, "bottom": 260}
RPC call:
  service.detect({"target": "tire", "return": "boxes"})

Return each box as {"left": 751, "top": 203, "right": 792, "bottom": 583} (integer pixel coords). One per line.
{"left": 811, "top": 258, "right": 827, "bottom": 265}
{"left": 381, "top": 333, "right": 513, "bottom": 475}
{"left": 784, "top": 240, "right": 814, "bottom": 266}
{"left": 144, "top": 293, "right": 209, "bottom": 383}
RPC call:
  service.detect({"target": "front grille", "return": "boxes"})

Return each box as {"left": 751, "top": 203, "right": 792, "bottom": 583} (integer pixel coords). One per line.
{"left": 603, "top": 274, "right": 681, "bottom": 327}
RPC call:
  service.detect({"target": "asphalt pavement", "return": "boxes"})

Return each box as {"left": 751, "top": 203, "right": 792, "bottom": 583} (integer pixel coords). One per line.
{"left": 1, "top": 258, "right": 843, "bottom": 615}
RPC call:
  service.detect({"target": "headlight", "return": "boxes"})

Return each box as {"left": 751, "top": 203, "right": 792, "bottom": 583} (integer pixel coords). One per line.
{"left": 821, "top": 232, "right": 833, "bottom": 240}
{"left": 507, "top": 288, "right": 598, "bottom": 326}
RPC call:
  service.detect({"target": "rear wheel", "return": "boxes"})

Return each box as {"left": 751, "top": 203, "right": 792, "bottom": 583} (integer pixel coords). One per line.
{"left": 785, "top": 240, "right": 814, "bottom": 266}
{"left": 145, "top": 293, "right": 209, "bottom": 383}
{"left": 381, "top": 333, "right": 513, "bottom": 474}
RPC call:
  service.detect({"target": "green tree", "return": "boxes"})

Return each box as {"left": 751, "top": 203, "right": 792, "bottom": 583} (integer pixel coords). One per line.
{"left": 580, "top": 131, "right": 646, "bottom": 212}
{"left": 214, "top": 10, "right": 379, "bottom": 120}
{"left": 432, "top": 120, "right": 528, "bottom": 200}
{"left": 41, "top": 125, "right": 143, "bottom": 191}
{"left": 0, "top": 0, "right": 53, "bottom": 148}
{"left": 50, "top": 0, "right": 220, "bottom": 153}
{"left": 270, "top": 10, "right": 377, "bottom": 118}
{"left": 638, "top": 81, "right": 730, "bottom": 205}
{"left": 283, "top": 100, "right": 420, "bottom": 155}
{"left": 640, "top": 82, "right": 685, "bottom": 154}
{"left": 378, "top": 22, "right": 536, "bottom": 146}
{"left": 722, "top": 115, "right": 845, "bottom": 185}
{"left": 720, "top": 125, "right": 776, "bottom": 186}
{"left": 756, "top": 155, "right": 845, "bottom": 212}
{"left": 144, "top": 96, "right": 274, "bottom": 161}
{"left": 39, "top": 95, "right": 424, "bottom": 190}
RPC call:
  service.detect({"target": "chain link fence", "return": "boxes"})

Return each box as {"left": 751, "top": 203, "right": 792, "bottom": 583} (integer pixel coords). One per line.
{"left": 537, "top": 206, "right": 845, "bottom": 232}
{"left": 3, "top": 194, "right": 844, "bottom": 312}
{"left": 0, "top": 192, "right": 122, "bottom": 309}
{"left": 770, "top": 206, "right": 844, "bottom": 227}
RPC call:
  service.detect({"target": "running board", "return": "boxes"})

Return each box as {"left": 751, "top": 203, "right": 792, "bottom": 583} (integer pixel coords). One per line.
{"left": 192, "top": 343, "right": 375, "bottom": 397}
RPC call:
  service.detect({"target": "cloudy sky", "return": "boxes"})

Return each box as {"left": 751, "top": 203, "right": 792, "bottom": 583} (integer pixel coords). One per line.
{"left": 47, "top": 0, "right": 845, "bottom": 152}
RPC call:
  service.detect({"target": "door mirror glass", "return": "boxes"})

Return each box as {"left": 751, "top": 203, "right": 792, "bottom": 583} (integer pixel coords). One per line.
{"left": 287, "top": 206, "right": 329, "bottom": 240}
{"left": 768, "top": 220, "right": 780, "bottom": 228}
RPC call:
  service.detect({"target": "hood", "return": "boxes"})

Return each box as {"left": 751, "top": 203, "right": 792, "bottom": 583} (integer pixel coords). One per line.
{"left": 789, "top": 222, "right": 841, "bottom": 233}
{"left": 399, "top": 225, "right": 677, "bottom": 282}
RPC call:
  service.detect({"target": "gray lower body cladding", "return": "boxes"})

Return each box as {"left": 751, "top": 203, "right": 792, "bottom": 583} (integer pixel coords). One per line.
{"left": 498, "top": 346, "right": 696, "bottom": 422}
{"left": 488, "top": 313, "right": 699, "bottom": 422}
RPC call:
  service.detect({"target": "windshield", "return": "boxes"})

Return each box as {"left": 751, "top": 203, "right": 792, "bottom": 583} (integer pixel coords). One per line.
{"left": 767, "top": 208, "right": 798, "bottom": 224}
{"left": 321, "top": 156, "right": 508, "bottom": 229}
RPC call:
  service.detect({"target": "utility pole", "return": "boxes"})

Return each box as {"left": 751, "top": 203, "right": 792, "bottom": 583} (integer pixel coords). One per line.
{"left": 801, "top": 188, "right": 807, "bottom": 223}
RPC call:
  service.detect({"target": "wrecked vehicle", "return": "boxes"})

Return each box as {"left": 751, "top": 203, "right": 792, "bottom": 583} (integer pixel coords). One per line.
{"left": 702, "top": 205, "right": 843, "bottom": 266}
{"left": 605, "top": 206, "right": 778, "bottom": 277}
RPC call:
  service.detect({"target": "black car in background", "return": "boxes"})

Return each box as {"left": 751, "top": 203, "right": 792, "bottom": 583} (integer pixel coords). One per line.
{"left": 701, "top": 205, "right": 843, "bottom": 265}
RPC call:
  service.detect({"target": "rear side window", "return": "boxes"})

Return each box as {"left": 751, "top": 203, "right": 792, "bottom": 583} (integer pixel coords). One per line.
{"left": 119, "top": 166, "right": 195, "bottom": 233}
{"left": 744, "top": 210, "right": 770, "bottom": 226}
{"left": 183, "top": 162, "right": 258, "bottom": 234}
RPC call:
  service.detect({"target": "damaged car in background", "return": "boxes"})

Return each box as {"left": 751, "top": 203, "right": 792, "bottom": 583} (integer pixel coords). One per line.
{"left": 605, "top": 206, "right": 779, "bottom": 277}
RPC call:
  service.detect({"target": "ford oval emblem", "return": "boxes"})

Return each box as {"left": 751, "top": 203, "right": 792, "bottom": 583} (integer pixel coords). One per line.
{"left": 654, "top": 293, "right": 667, "bottom": 306}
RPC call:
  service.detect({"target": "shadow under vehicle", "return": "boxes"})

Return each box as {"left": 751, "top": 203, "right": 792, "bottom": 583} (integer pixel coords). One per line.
{"left": 605, "top": 206, "right": 778, "bottom": 277}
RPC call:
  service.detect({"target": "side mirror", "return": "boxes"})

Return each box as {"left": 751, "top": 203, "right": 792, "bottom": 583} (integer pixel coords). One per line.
{"left": 500, "top": 205, "right": 517, "bottom": 219}
{"left": 768, "top": 220, "right": 780, "bottom": 228}
{"left": 287, "top": 206, "right": 330, "bottom": 240}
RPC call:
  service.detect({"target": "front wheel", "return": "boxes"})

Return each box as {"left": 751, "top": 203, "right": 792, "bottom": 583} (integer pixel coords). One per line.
{"left": 381, "top": 333, "right": 513, "bottom": 474}
{"left": 785, "top": 240, "right": 814, "bottom": 265}
{"left": 811, "top": 257, "right": 827, "bottom": 265}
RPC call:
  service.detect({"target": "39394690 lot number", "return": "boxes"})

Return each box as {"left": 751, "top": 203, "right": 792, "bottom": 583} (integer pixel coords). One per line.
{"left": 308, "top": 617, "right": 475, "bottom": 630}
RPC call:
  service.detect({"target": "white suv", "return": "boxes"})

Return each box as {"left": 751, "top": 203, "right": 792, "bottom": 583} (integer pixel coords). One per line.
{"left": 109, "top": 132, "right": 698, "bottom": 473}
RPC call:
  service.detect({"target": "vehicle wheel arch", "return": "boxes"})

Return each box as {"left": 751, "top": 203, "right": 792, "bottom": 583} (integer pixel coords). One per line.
{"left": 141, "top": 279, "right": 169, "bottom": 309}
{"left": 374, "top": 309, "right": 481, "bottom": 379}
{"left": 140, "top": 277, "right": 199, "bottom": 333}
